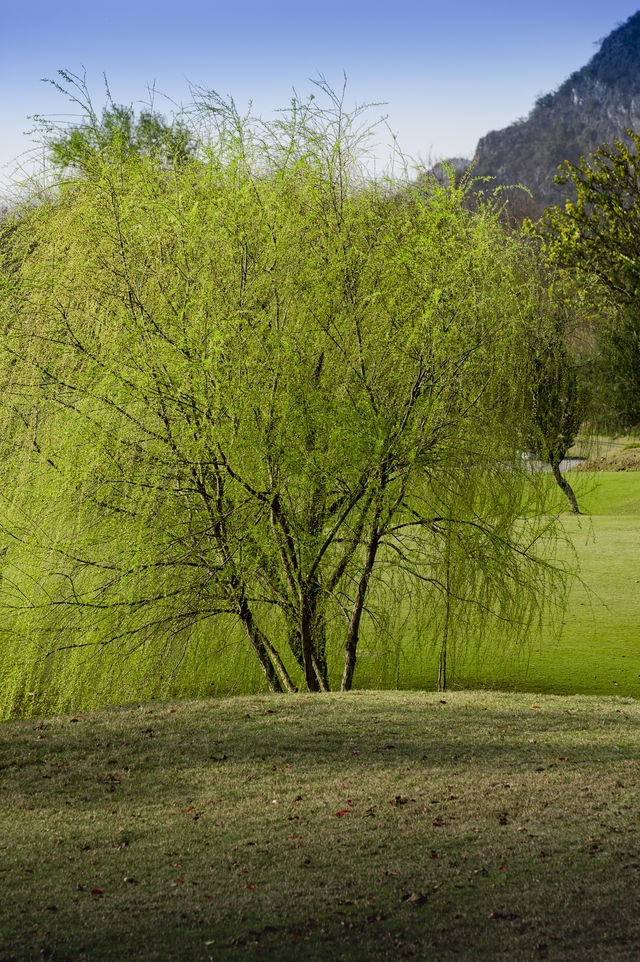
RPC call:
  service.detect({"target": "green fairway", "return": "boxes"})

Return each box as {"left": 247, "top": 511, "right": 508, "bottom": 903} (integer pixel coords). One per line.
{"left": 453, "top": 510, "right": 640, "bottom": 698}
{"left": 1, "top": 690, "right": 639, "bottom": 961}
{"left": 474, "top": 472, "right": 640, "bottom": 698}
{"left": 575, "top": 471, "right": 640, "bottom": 516}
{"left": 353, "top": 471, "right": 640, "bottom": 699}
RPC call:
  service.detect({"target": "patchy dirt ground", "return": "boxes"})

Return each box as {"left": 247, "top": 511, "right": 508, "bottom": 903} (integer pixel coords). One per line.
{"left": 575, "top": 447, "right": 640, "bottom": 472}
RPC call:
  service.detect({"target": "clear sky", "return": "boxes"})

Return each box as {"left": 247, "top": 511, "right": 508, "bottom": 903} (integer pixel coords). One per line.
{"left": 2, "top": 0, "right": 639, "bottom": 192}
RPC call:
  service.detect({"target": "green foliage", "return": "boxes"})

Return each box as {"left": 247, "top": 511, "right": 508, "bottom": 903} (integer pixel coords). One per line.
{"left": 539, "top": 130, "right": 640, "bottom": 300}
{"left": 521, "top": 281, "right": 586, "bottom": 512}
{"left": 525, "top": 299, "right": 584, "bottom": 469}
{"left": 528, "top": 345, "right": 582, "bottom": 469}
{"left": 595, "top": 302, "right": 640, "bottom": 428}
{"left": 0, "top": 83, "right": 568, "bottom": 714}
{"left": 536, "top": 130, "right": 640, "bottom": 429}
{"left": 33, "top": 70, "right": 195, "bottom": 176}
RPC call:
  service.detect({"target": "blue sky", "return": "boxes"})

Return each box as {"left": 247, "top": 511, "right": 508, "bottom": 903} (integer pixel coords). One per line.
{"left": 2, "top": 0, "right": 639, "bottom": 191}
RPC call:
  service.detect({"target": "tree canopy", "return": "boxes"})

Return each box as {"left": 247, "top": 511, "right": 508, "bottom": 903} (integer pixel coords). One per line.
{"left": 524, "top": 290, "right": 584, "bottom": 513}
{"left": 0, "top": 85, "right": 567, "bottom": 714}
{"left": 33, "top": 70, "right": 195, "bottom": 176}
{"left": 536, "top": 130, "right": 640, "bottom": 428}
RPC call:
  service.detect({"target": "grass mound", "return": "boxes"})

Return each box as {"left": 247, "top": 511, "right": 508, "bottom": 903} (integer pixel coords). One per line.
{"left": 1, "top": 690, "right": 639, "bottom": 960}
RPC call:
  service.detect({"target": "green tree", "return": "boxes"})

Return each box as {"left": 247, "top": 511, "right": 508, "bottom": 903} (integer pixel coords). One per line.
{"left": 33, "top": 70, "right": 195, "bottom": 176}
{"left": 0, "top": 85, "right": 566, "bottom": 714}
{"left": 536, "top": 130, "right": 640, "bottom": 429}
{"left": 526, "top": 315, "right": 584, "bottom": 513}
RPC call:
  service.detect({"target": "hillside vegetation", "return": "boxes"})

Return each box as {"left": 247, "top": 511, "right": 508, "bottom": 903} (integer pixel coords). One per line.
{"left": 472, "top": 12, "right": 640, "bottom": 216}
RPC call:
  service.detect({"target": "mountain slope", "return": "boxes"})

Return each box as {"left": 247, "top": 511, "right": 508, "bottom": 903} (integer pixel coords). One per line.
{"left": 472, "top": 12, "right": 640, "bottom": 217}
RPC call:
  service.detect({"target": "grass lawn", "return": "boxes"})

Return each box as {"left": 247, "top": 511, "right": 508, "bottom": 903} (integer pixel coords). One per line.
{"left": 1, "top": 690, "right": 640, "bottom": 961}
{"left": 373, "top": 472, "right": 640, "bottom": 699}
{"left": 501, "top": 473, "right": 640, "bottom": 698}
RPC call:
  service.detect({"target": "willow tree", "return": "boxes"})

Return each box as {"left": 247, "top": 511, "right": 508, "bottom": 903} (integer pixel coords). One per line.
{"left": 0, "top": 85, "right": 565, "bottom": 712}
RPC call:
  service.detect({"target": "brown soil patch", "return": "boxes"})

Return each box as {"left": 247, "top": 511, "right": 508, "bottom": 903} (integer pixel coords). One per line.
{"left": 574, "top": 447, "right": 640, "bottom": 471}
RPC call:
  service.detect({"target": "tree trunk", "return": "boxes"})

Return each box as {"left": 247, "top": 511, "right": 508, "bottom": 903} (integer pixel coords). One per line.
{"left": 552, "top": 462, "right": 580, "bottom": 514}
{"left": 237, "top": 599, "right": 284, "bottom": 693}
{"left": 341, "top": 528, "right": 381, "bottom": 692}
{"left": 300, "top": 607, "right": 321, "bottom": 692}
{"left": 438, "top": 556, "right": 451, "bottom": 693}
{"left": 262, "top": 637, "right": 298, "bottom": 693}
{"left": 290, "top": 580, "right": 330, "bottom": 691}
{"left": 311, "top": 609, "right": 330, "bottom": 691}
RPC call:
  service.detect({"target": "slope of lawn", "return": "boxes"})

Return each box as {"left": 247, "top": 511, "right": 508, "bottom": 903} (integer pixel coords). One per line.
{"left": 1, "top": 690, "right": 639, "bottom": 961}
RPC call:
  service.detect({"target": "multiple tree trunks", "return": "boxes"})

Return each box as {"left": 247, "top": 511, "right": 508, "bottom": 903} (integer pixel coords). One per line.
{"left": 0, "top": 82, "right": 569, "bottom": 710}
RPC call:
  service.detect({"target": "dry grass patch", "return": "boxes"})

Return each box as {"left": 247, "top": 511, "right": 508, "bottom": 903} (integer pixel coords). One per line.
{"left": 1, "top": 690, "right": 639, "bottom": 961}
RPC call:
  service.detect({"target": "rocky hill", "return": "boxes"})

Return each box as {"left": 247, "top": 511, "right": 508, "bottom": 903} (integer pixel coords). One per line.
{"left": 471, "top": 11, "right": 640, "bottom": 218}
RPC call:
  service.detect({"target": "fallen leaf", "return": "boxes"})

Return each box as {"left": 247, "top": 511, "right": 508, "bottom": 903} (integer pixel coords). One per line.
{"left": 403, "top": 892, "right": 428, "bottom": 904}
{"left": 335, "top": 810, "right": 350, "bottom": 816}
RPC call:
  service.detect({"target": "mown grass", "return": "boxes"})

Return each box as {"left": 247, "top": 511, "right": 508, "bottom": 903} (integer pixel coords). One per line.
{"left": 1, "top": 690, "right": 639, "bottom": 961}
{"left": 354, "top": 471, "right": 640, "bottom": 699}
{"left": 480, "top": 472, "right": 640, "bottom": 699}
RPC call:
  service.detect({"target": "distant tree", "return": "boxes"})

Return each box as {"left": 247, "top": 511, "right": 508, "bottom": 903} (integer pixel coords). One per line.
{"left": 536, "top": 130, "right": 640, "bottom": 429}
{"left": 526, "top": 315, "right": 584, "bottom": 513}
{"left": 33, "top": 70, "right": 196, "bottom": 176}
